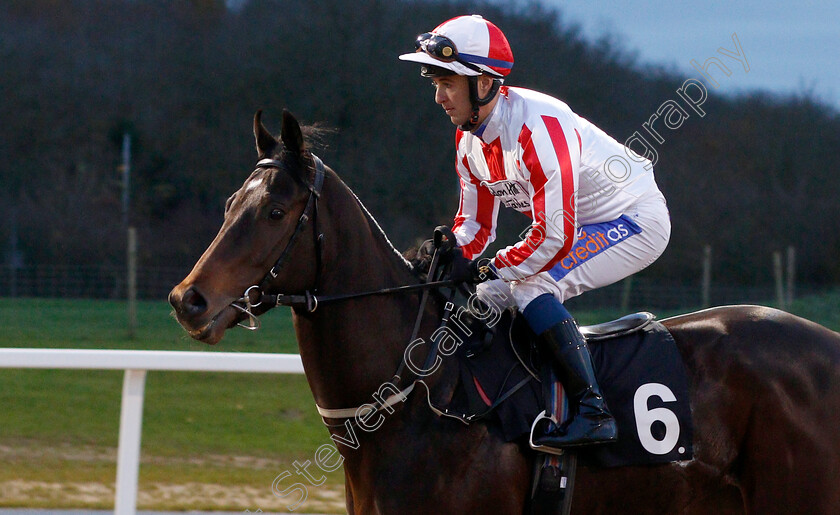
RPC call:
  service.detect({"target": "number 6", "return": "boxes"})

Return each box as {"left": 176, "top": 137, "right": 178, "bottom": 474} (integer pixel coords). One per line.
{"left": 633, "top": 383, "right": 680, "bottom": 455}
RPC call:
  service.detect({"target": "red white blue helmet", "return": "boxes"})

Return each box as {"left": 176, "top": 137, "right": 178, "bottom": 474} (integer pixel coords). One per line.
{"left": 399, "top": 15, "right": 514, "bottom": 78}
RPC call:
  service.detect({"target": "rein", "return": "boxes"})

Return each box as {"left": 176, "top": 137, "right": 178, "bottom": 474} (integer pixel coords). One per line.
{"left": 239, "top": 279, "right": 457, "bottom": 321}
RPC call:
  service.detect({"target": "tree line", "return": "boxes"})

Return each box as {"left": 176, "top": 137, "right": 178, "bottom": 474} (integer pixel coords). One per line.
{"left": 1, "top": 0, "right": 838, "bottom": 287}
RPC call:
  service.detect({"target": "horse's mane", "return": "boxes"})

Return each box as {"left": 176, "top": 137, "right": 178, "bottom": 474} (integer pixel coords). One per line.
{"left": 346, "top": 186, "right": 415, "bottom": 271}
{"left": 299, "top": 124, "right": 335, "bottom": 152}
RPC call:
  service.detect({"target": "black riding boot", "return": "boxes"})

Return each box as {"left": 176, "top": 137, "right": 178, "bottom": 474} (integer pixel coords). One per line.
{"left": 534, "top": 318, "right": 617, "bottom": 448}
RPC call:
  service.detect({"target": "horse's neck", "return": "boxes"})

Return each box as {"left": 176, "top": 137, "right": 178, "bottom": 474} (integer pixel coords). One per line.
{"left": 293, "top": 172, "right": 431, "bottom": 410}
{"left": 321, "top": 175, "right": 416, "bottom": 291}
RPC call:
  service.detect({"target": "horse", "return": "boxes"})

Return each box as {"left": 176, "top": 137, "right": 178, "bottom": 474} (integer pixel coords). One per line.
{"left": 169, "top": 110, "right": 840, "bottom": 514}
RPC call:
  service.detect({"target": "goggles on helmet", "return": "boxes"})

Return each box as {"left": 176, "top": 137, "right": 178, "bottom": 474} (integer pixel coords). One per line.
{"left": 414, "top": 32, "right": 485, "bottom": 75}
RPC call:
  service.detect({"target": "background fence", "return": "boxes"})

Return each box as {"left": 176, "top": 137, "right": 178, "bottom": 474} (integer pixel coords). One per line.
{"left": 0, "top": 264, "right": 187, "bottom": 301}
{"left": 0, "top": 263, "right": 828, "bottom": 312}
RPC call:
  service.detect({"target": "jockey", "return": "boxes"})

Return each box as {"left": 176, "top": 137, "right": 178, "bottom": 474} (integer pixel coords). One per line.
{"left": 400, "top": 15, "right": 671, "bottom": 449}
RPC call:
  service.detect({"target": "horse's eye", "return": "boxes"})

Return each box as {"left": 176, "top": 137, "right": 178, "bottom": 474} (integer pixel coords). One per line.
{"left": 269, "top": 208, "right": 285, "bottom": 220}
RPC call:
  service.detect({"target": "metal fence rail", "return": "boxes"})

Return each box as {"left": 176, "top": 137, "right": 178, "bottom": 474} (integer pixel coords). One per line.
{"left": 0, "top": 349, "right": 305, "bottom": 515}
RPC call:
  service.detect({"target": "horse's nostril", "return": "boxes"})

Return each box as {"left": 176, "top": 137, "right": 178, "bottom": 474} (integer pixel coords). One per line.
{"left": 179, "top": 286, "right": 208, "bottom": 316}
{"left": 168, "top": 289, "right": 179, "bottom": 309}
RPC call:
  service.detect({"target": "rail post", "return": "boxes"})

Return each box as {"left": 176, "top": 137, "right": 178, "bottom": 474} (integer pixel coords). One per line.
{"left": 114, "top": 369, "right": 147, "bottom": 515}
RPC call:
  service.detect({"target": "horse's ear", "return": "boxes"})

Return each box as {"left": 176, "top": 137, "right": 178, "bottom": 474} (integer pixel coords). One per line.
{"left": 254, "top": 110, "right": 278, "bottom": 159}
{"left": 281, "top": 109, "right": 306, "bottom": 156}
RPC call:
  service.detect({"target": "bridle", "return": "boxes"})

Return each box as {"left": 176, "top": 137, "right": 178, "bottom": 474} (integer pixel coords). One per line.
{"left": 259, "top": 154, "right": 326, "bottom": 296}
{"left": 230, "top": 152, "right": 326, "bottom": 325}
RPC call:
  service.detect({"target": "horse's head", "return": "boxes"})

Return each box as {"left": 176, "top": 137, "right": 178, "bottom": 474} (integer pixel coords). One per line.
{"left": 169, "top": 110, "right": 322, "bottom": 344}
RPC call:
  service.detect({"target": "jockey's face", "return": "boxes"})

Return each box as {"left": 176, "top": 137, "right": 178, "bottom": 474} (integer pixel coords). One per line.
{"left": 432, "top": 74, "right": 498, "bottom": 129}
{"left": 432, "top": 75, "right": 472, "bottom": 127}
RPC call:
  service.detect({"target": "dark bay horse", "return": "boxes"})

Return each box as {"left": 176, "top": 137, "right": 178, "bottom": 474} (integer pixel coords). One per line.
{"left": 170, "top": 110, "right": 840, "bottom": 514}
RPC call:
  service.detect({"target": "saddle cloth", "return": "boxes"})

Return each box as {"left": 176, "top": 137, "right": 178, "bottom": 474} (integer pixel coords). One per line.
{"left": 434, "top": 309, "right": 694, "bottom": 468}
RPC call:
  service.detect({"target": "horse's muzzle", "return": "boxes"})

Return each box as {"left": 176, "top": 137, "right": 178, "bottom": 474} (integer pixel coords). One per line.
{"left": 169, "top": 283, "right": 240, "bottom": 344}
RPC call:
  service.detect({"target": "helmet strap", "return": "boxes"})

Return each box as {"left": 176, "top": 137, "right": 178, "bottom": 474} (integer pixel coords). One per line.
{"left": 459, "top": 76, "right": 502, "bottom": 132}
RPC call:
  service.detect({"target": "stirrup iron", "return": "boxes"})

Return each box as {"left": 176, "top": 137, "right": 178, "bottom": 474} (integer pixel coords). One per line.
{"left": 529, "top": 410, "right": 566, "bottom": 456}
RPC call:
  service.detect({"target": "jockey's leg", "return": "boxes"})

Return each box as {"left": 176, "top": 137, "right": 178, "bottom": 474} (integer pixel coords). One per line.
{"left": 523, "top": 293, "right": 617, "bottom": 447}
{"left": 513, "top": 194, "right": 671, "bottom": 448}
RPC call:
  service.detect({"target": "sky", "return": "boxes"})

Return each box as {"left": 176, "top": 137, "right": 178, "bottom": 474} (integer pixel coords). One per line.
{"left": 538, "top": 1, "right": 840, "bottom": 110}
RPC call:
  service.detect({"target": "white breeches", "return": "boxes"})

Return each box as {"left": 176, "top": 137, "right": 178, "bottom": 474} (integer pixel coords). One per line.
{"left": 478, "top": 192, "right": 671, "bottom": 310}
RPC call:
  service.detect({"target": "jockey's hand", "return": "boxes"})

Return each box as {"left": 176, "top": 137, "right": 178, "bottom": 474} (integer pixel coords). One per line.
{"left": 428, "top": 225, "right": 461, "bottom": 266}
{"left": 413, "top": 225, "right": 461, "bottom": 274}
{"left": 450, "top": 256, "right": 498, "bottom": 284}
{"left": 433, "top": 225, "right": 458, "bottom": 256}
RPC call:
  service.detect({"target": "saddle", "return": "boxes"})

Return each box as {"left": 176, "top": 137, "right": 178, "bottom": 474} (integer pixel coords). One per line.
{"left": 426, "top": 306, "right": 693, "bottom": 514}
{"left": 429, "top": 308, "right": 663, "bottom": 440}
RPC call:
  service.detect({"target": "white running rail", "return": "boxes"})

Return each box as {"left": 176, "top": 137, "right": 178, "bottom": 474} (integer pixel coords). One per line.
{"left": 0, "top": 349, "right": 305, "bottom": 514}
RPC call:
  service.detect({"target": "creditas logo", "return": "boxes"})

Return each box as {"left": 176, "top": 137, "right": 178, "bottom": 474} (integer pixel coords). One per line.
{"left": 548, "top": 215, "right": 642, "bottom": 280}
